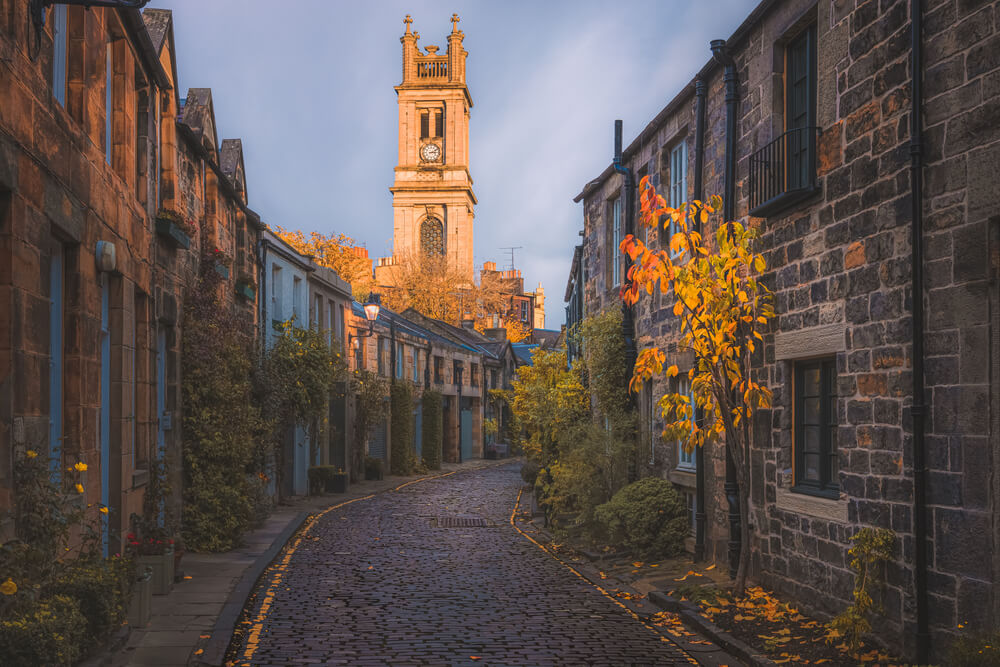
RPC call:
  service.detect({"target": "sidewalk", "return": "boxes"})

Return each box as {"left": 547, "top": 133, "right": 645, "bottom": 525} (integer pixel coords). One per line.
{"left": 113, "top": 458, "right": 510, "bottom": 667}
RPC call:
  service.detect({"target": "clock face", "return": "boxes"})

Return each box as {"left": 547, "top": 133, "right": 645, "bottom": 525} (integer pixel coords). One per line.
{"left": 420, "top": 143, "right": 441, "bottom": 162}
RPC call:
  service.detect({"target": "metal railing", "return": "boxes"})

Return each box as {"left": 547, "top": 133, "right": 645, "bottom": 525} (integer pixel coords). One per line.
{"left": 748, "top": 126, "right": 820, "bottom": 215}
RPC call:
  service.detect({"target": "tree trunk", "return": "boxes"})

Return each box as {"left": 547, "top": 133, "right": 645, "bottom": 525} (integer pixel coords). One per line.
{"left": 734, "top": 467, "right": 752, "bottom": 593}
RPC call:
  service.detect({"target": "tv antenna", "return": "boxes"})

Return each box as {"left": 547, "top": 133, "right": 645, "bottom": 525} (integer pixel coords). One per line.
{"left": 500, "top": 246, "right": 522, "bottom": 271}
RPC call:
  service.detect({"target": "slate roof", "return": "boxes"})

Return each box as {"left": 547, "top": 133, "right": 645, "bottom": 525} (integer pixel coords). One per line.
{"left": 142, "top": 8, "right": 171, "bottom": 54}
{"left": 512, "top": 343, "right": 539, "bottom": 366}
{"left": 352, "top": 304, "right": 477, "bottom": 354}
{"left": 219, "top": 139, "right": 243, "bottom": 179}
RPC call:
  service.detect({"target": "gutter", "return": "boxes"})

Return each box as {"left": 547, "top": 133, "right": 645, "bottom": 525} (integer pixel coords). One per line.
{"left": 908, "top": 0, "right": 929, "bottom": 660}
{"left": 613, "top": 120, "right": 638, "bottom": 389}
{"left": 693, "top": 75, "right": 708, "bottom": 563}
{"left": 711, "top": 38, "right": 742, "bottom": 580}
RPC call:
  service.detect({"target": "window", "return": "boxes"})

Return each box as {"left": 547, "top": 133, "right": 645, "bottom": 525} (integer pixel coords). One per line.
{"left": 435, "top": 109, "right": 444, "bottom": 138}
{"left": 420, "top": 110, "right": 429, "bottom": 139}
{"left": 395, "top": 342, "right": 404, "bottom": 378}
{"left": 52, "top": 5, "right": 67, "bottom": 106}
{"left": 748, "top": 24, "right": 818, "bottom": 216}
{"left": 453, "top": 360, "right": 463, "bottom": 386}
{"left": 611, "top": 197, "right": 622, "bottom": 287}
{"left": 292, "top": 276, "right": 302, "bottom": 322}
{"left": 684, "top": 491, "right": 696, "bottom": 536}
{"left": 490, "top": 369, "right": 498, "bottom": 390}
{"left": 413, "top": 349, "right": 420, "bottom": 383}
{"left": 354, "top": 338, "right": 364, "bottom": 371}
{"left": 520, "top": 300, "right": 529, "bottom": 323}
{"left": 313, "top": 293, "right": 322, "bottom": 329}
{"left": 339, "top": 304, "right": 345, "bottom": 353}
{"left": 471, "top": 363, "right": 479, "bottom": 387}
{"left": 377, "top": 337, "right": 386, "bottom": 376}
{"left": 105, "top": 44, "right": 113, "bottom": 164}
{"left": 676, "top": 375, "right": 696, "bottom": 471}
{"left": 270, "top": 264, "right": 282, "bottom": 322}
{"left": 434, "top": 356, "right": 443, "bottom": 384}
{"left": 794, "top": 357, "right": 838, "bottom": 496}
{"left": 420, "top": 217, "right": 444, "bottom": 256}
{"left": 668, "top": 142, "right": 687, "bottom": 254}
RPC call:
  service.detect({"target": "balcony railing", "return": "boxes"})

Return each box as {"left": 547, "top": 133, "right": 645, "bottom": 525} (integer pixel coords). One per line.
{"left": 416, "top": 57, "right": 448, "bottom": 79}
{"left": 748, "top": 126, "right": 821, "bottom": 218}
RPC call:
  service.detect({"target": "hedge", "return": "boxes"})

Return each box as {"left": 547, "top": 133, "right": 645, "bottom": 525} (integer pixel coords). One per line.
{"left": 390, "top": 382, "right": 415, "bottom": 474}
{"left": 421, "top": 390, "right": 443, "bottom": 470}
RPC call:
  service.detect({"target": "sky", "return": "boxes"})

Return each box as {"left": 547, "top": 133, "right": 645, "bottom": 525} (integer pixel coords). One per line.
{"left": 157, "top": 0, "right": 760, "bottom": 327}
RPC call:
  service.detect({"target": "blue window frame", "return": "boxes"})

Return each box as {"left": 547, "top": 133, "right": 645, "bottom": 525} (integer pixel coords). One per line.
{"left": 52, "top": 5, "right": 67, "bottom": 106}
{"left": 668, "top": 142, "right": 687, "bottom": 256}
{"left": 676, "top": 375, "right": 696, "bottom": 471}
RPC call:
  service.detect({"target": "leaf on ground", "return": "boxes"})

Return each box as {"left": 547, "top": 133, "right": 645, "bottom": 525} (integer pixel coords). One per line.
{"left": 705, "top": 564, "right": 716, "bottom": 570}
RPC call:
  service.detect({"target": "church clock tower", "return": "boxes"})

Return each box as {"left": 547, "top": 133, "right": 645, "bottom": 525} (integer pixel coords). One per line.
{"left": 381, "top": 14, "right": 476, "bottom": 283}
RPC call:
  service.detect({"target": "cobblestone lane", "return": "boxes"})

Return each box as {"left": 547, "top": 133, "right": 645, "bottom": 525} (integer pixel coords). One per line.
{"left": 228, "top": 463, "right": 723, "bottom": 666}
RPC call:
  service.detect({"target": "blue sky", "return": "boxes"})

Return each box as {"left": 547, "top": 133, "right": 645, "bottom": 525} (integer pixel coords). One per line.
{"left": 157, "top": 0, "right": 759, "bottom": 327}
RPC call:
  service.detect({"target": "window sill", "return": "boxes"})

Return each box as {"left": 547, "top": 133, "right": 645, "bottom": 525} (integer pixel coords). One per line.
{"left": 668, "top": 468, "right": 696, "bottom": 488}
{"left": 748, "top": 185, "right": 821, "bottom": 219}
{"left": 775, "top": 485, "right": 846, "bottom": 523}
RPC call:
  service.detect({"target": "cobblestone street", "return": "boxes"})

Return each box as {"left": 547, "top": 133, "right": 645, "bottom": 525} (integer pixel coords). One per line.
{"left": 227, "top": 463, "right": 731, "bottom": 666}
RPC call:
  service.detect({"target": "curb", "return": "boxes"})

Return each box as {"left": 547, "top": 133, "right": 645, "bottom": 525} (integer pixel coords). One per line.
{"left": 649, "top": 591, "right": 778, "bottom": 667}
{"left": 189, "top": 460, "right": 517, "bottom": 666}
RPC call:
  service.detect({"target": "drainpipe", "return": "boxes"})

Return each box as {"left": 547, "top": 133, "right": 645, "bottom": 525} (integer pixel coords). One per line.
{"left": 711, "top": 38, "right": 742, "bottom": 580}
{"left": 613, "top": 120, "right": 638, "bottom": 411}
{"left": 908, "top": 0, "right": 929, "bottom": 661}
{"left": 692, "top": 76, "right": 708, "bottom": 563}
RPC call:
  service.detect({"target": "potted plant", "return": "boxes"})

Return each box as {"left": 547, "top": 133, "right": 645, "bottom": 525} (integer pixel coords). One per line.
{"left": 209, "top": 247, "right": 232, "bottom": 280}
{"left": 307, "top": 466, "right": 349, "bottom": 494}
{"left": 128, "top": 566, "right": 153, "bottom": 628}
{"left": 330, "top": 469, "right": 348, "bottom": 493}
{"left": 154, "top": 208, "right": 196, "bottom": 249}
{"left": 236, "top": 271, "right": 256, "bottom": 301}
{"left": 127, "top": 521, "right": 174, "bottom": 596}
{"left": 364, "top": 456, "right": 383, "bottom": 481}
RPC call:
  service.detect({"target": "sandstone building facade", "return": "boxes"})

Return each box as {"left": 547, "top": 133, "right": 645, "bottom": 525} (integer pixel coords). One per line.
{"left": 570, "top": 0, "right": 999, "bottom": 660}
{"left": 380, "top": 14, "right": 476, "bottom": 284}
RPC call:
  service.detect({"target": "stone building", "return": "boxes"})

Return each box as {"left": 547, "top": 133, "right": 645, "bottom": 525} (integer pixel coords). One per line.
{"left": 0, "top": 3, "right": 263, "bottom": 554}
{"left": 571, "top": 0, "right": 999, "bottom": 659}
{"left": 380, "top": 14, "right": 475, "bottom": 283}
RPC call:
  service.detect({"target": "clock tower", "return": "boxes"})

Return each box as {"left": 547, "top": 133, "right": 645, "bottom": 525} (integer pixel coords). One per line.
{"left": 379, "top": 14, "right": 476, "bottom": 283}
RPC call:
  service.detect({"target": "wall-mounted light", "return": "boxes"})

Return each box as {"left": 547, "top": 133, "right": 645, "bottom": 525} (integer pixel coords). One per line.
{"left": 96, "top": 240, "right": 116, "bottom": 273}
{"left": 350, "top": 293, "right": 381, "bottom": 345}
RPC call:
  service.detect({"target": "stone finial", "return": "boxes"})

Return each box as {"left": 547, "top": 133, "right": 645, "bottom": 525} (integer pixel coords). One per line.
{"left": 403, "top": 14, "right": 412, "bottom": 34}
{"left": 451, "top": 13, "right": 460, "bottom": 33}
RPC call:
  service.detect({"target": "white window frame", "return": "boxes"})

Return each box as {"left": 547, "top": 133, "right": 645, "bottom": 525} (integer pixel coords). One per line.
{"left": 668, "top": 142, "right": 687, "bottom": 257}
{"left": 676, "top": 374, "right": 696, "bottom": 471}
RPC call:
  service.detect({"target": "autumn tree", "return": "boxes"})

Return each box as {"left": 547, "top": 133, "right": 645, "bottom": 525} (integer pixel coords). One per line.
{"left": 377, "top": 252, "right": 510, "bottom": 330}
{"left": 272, "top": 227, "right": 375, "bottom": 300}
{"left": 501, "top": 316, "right": 531, "bottom": 343}
{"left": 621, "top": 178, "right": 775, "bottom": 593}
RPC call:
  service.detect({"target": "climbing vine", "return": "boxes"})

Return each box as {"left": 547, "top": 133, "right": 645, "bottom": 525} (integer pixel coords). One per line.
{"left": 351, "top": 370, "right": 389, "bottom": 482}
{"left": 826, "top": 527, "right": 895, "bottom": 651}
{"left": 421, "top": 390, "right": 443, "bottom": 470}
{"left": 390, "top": 382, "right": 416, "bottom": 475}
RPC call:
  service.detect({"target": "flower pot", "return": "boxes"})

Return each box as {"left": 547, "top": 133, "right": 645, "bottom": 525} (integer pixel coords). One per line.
{"left": 154, "top": 217, "right": 191, "bottom": 249}
{"left": 128, "top": 568, "right": 153, "bottom": 628}
{"left": 327, "top": 473, "right": 348, "bottom": 493}
{"left": 138, "top": 546, "right": 174, "bottom": 595}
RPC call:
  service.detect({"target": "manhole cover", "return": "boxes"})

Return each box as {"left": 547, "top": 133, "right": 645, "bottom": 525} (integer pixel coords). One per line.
{"left": 434, "top": 516, "right": 494, "bottom": 528}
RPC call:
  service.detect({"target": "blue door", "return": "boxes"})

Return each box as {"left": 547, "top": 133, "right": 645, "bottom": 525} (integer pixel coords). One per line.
{"left": 100, "top": 275, "right": 110, "bottom": 556}
{"left": 293, "top": 425, "right": 308, "bottom": 496}
{"left": 460, "top": 409, "right": 472, "bottom": 461}
{"left": 48, "top": 247, "right": 63, "bottom": 477}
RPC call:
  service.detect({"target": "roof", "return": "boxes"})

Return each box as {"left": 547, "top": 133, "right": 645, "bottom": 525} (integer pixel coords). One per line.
{"left": 399, "top": 309, "right": 513, "bottom": 362}
{"left": 219, "top": 139, "right": 243, "bottom": 179}
{"left": 141, "top": 8, "right": 170, "bottom": 54}
{"left": 512, "top": 343, "right": 539, "bottom": 366}
{"left": 351, "top": 303, "right": 478, "bottom": 354}
{"left": 262, "top": 228, "right": 314, "bottom": 272}
{"left": 572, "top": 0, "right": 778, "bottom": 203}
{"left": 531, "top": 329, "right": 561, "bottom": 349}
{"left": 565, "top": 245, "right": 583, "bottom": 302}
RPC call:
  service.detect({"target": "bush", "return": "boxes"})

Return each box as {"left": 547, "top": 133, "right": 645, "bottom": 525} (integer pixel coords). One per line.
{"left": 594, "top": 477, "right": 689, "bottom": 559}
{"left": 949, "top": 630, "right": 1000, "bottom": 666}
{"left": 0, "top": 594, "right": 87, "bottom": 667}
{"left": 421, "top": 391, "right": 443, "bottom": 470}
{"left": 390, "top": 383, "right": 416, "bottom": 475}
{"left": 520, "top": 461, "right": 541, "bottom": 486}
{"left": 45, "top": 556, "right": 132, "bottom": 652}
{"left": 182, "top": 480, "right": 253, "bottom": 553}
{"left": 307, "top": 465, "right": 345, "bottom": 494}
{"left": 364, "top": 456, "right": 383, "bottom": 480}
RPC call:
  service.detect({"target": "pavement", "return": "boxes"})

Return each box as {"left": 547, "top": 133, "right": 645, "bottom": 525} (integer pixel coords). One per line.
{"left": 113, "top": 458, "right": 503, "bottom": 667}
{"left": 224, "top": 461, "right": 740, "bottom": 666}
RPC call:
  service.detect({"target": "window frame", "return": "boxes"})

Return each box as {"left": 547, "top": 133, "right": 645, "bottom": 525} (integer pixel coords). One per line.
{"left": 793, "top": 357, "right": 838, "bottom": 498}
{"left": 52, "top": 5, "right": 67, "bottom": 106}
{"left": 610, "top": 196, "right": 622, "bottom": 287}
{"left": 668, "top": 142, "right": 687, "bottom": 257}
{"left": 675, "top": 374, "right": 696, "bottom": 472}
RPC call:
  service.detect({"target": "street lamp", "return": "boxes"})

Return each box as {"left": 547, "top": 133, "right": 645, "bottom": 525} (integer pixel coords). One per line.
{"left": 350, "top": 293, "right": 381, "bottom": 345}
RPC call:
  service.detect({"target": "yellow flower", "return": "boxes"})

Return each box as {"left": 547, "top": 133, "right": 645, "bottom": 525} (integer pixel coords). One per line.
{"left": 99, "top": 506, "right": 109, "bottom": 515}
{"left": 0, "top": 578, "right": 17, "bottom": 595}
{"left": 75, "top": 483, "right": 84, "bottom": 494}
{"left": 25, "top": 450, "right": 37, "bottom": 459}
{"left": 74, "top": 461, "right": 88, "bottom": 472}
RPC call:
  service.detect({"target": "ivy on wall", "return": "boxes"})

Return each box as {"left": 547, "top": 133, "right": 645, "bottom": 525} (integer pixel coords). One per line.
{"left": 390, "top": 382, "right": 416, "bottom": 475}
{"left": 352, "top": 370, "right": 388, "bottom": 482}
{"left": 421, "top": 390, "right": 443, "bottom": 470}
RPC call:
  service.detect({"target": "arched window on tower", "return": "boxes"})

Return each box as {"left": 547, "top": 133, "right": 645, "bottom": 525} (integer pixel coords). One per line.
{"left": 420, "top": 216, "right": 444, "bottom": 256}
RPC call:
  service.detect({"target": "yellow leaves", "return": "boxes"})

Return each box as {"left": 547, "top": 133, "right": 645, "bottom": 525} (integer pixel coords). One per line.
{"left": 74, "top": 461, "right": 87, "bottom": 471}
{"left": 0, "top": 578, "right": 17, "bottom": 595}
{"left": 25, "top": 450, "right": 37, "bottom": 459}
{"left": 99, "top": 506, "right": 109, "bottom": 514}
{"left": 666, "top": 365, "right": 678, "bottom": 378}
{"left": 75, "top": 483, "right": 84, "bottom": 494}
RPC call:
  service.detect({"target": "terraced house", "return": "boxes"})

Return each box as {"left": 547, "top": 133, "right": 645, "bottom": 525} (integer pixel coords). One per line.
{"left": 569, "top": 0, "right": 999, "bottom": 660}
{"left": 0, "top": 4, "right": 263, "bottom": 553}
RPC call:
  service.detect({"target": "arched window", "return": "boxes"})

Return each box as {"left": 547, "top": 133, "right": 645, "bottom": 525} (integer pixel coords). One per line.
{"left": 420, "top": 216, "right": 444, "bottom": 256}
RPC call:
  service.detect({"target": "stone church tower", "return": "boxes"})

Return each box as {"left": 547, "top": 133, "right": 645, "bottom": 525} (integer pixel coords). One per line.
{"left": 378, "top": 14, "right": 476, "bottom": 283}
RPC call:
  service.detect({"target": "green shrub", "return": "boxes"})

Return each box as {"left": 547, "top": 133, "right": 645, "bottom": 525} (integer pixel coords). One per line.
{"left": 390, "top": 383, "right": 416, "bottom": 475}
{"left": 594, "top": 477, "right": 689, "bottom": 559}
{"left": 307, "top": 465, "right": 345, "bottom": 494}
{"left": 949, "top": 630, "right": 1000, "bottom": 666}
{"left": 364, "top": 456, "right": 383, "bottom": 480}
{"left": 520, "top": 461, "right": 541, "bottom": 486}
{"left": 182, "top": 478, "right": 253, "bottom": 553}
{"left": 0, "top": 594, "right": 87, "bottom": 667}
{"left": 421, "top": 391, "right": 443, "bottom": 470}
{"left": 45, "top": 556, "right": 132, "bottom": 652}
